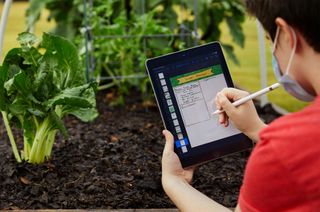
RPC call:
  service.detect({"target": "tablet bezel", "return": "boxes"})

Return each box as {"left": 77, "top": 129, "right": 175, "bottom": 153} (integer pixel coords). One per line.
{"left": 146, "top": 42, "right": 253, "bottom": 168}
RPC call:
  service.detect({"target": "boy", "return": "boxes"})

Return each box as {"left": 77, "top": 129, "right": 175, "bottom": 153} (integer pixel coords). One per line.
{"left": 161, "top": 0, "right": 320, "bottom": 211}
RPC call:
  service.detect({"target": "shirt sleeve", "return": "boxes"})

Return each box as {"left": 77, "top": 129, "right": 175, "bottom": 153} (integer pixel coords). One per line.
{"left": 238, "top": 137, "right": 301, "bottom": 212}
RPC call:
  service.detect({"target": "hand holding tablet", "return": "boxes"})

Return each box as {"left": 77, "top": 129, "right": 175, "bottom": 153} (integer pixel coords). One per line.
{"left": 146, "top": 42, "right": 253, "bottom": 167}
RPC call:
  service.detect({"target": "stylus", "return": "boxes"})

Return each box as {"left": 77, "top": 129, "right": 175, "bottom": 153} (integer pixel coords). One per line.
{"left": 212, "top": 83, "right": 281, "bottom": 115}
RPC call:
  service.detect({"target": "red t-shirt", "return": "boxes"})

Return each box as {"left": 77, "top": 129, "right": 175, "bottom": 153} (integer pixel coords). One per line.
{"left": 239, "top": 96, "right": 320, "bottom": 211}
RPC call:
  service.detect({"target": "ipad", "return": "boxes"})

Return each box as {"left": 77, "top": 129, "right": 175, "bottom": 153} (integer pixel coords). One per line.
{"left": 146, "top": 42, "right": 253, "bottom": 168}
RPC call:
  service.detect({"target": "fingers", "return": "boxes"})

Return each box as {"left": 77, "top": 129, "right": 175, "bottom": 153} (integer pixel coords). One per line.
{"left": 220, "top": 88, "right": 249, "bottom": 101}
{"left": 215, "top": 88, "right": 248, "bottom": 127}
{"left": 162, "top": 130, "right": 174, "bottom": 154}
{"left": 215, "top": 94, "right": 229, "bottom": 127}
{"left": 215, "top": 88, "right": 250, "bottom": 118}
{"left": 224, "top": 116, "right": 229, "bottom": 127}
{"left": 216, "top": 92, "right": 236, "bottom": 116}
{"left": 218, "top": 112, "right": 229, "bottom": 127}
{"left": 218, "top": 113, "right": 225, "bottom": 123}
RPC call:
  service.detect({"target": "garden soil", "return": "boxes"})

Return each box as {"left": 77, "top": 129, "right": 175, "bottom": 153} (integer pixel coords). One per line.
{"left": 0, "top": 91, "right": 282, "bottom": 209}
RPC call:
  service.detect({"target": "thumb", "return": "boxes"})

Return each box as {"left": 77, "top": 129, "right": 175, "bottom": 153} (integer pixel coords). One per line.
{"left": 217, "top": 92, "right": 236, "bottom": 116}
{"left": 162, "top": 130, "right": 174, "bottom": 154}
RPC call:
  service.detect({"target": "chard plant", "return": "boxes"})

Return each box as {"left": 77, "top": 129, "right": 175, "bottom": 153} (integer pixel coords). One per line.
{"left": 0, "top": 32, "right": 98, "bottom": 164}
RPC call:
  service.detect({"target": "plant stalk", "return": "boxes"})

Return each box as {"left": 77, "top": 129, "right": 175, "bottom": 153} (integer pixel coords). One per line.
{"left": 29, "top": 117, "right": 51, "bottom": 164}
{"left": 45, "top": 130, "right": 57, "bottom": 159}
{"left": 1, "top": 111, "right": 22, "bottom": 162}
{"left": 98, "top": 82, "right": 116, "bottom": 91}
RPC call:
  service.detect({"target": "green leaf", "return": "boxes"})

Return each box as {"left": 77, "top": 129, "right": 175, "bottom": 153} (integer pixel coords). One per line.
{"left": 226, "top": 17, "right": 245, "bottom": 48}
{"left": 25, "top": 0, "right": 50, "bottom": 32}
{"left": 222, "top": 43, "right": 240, "bottom": 66}
{"left": 22, "top": 114, "right": 36, "bottom": 147}
{"left": 4, "top": 70, "right": 32, "bottom": 96}
{"left": 0, "top": 66, "right": 8, "bottom": 111}
{"left": 59, "top": 82, "right": 98, "bottom": 121}
{"left": 27, "top": 108, "right": 46, "bottom": 117}
{"left": 49, "top": 110, "right": 68, "bottom": 138}
{"left": 17, "top": 32, "right": 39, "bottom": 50}
{"left": 68, "top": 107, "right": 98, "bottom": 122}
{"left": 20, "top": 47, "right": 42, "bottom": 67}
{"left": 8, "top": 98, "right": 28, "bottom": 115}
{"left": 2, "top": 48, "right": 24, "bottom": 79}
{"left": 3, "top": 77, "right": 14, "bottom": 95}
{"left": 41, "top": 32, "right": 85, "bottom": 89}
{"left": 45, "top": 83, "right": 97, "bottom": 109}
{"left": 48, "top": 96, "right": 93, "bottom": 108}
{"left": 33, "top": 54, "right": 59, "bottom": 100}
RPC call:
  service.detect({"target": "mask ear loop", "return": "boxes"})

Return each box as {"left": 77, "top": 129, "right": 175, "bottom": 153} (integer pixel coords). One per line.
{"left": 284, "top": 28, "right": 297, "bottom": 75}
{"left": 272, "top": 27, "right": 280, "bottom": 53}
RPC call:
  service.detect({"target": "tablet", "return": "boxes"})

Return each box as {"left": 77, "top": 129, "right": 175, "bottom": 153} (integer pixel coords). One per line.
{"left": 146, "top": 42, "right": 253, "bottom": 168}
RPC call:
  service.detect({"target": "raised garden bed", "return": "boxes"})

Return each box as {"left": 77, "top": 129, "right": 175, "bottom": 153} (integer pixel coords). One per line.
{"left": 0, "top": 91, "right": 282, "bottom": 210}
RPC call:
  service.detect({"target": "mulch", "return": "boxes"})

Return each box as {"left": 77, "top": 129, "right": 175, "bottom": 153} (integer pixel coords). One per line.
{"left": 0, "top": 91, "right": 282, "bottom": 209}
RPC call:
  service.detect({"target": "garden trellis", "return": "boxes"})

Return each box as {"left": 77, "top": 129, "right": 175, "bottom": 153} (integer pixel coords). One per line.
{"left": 83, "top": 0, "right": 270, "bottom": 106}
{"left": 83, "top": 0, "right": 200, "bottom": 84}
{"left": 0, "top": 0, "right": 270, "bottom": 105}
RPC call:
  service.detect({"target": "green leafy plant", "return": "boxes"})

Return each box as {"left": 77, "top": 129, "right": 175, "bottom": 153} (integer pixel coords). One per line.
{"left": 25, "top": 0, "right": 246, "bottom": 102}
{"left": 0, "top": 32, "right": 98, "bottom": 164}
{"left": 144, "top": 0, "right": 245, "bottom": 64}
{"left": 26, "top": 0, "right": 83, "bottom": 40}
{"left": 87, "top": 0, "right": 246, "bottom": 99}
{"left": 197, "top": 0, "right": 246, "bottom": 65}
{"left": 88, "top": 1, "right": 174, "bottom": 103}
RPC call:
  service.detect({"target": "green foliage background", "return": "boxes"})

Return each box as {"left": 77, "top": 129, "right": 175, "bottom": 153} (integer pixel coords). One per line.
{"left": 27, "top": 0, "right": 246, "bottom": 103}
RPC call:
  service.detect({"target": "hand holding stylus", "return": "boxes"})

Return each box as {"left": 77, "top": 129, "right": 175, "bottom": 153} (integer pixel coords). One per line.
{"left": 213, "top": 83, "right": 281, "bottom": 115}
{"left": 214, "top": 85, "right": 275, "bottom": 142}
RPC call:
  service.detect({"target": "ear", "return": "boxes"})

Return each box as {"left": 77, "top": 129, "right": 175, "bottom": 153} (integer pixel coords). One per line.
{"left": 275, "top": 17, "right": 297, "bottom": 49}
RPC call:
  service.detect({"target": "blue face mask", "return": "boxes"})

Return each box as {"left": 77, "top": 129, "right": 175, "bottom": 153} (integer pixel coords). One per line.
{"left": 272, "top": 27, "right": 315, "bottom": 102}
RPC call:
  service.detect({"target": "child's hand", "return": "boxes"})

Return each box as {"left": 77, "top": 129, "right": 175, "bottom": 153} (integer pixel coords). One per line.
{"left": 161, "top": 130, "right": 234, "bottom": 212}
{"left": 215, "top": 88, "right": 267, "bottom": 142}
{"left": 161, "top": 130, "right": 195, "bottom": 190}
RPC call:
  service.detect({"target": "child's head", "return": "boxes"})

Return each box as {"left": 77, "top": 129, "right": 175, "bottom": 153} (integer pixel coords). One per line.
{"left": 245, "top": 0, "right": 319, "bottom": 99}
{"left": 245, "top": 0, "right": 320, "bottom": 53}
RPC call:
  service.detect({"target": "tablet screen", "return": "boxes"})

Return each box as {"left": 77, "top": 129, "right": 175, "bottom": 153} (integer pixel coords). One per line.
{"left": 146, "top": 42, "right": 252, "bottom": 167}
{"left": 169, "top": 66, "right": 240, "bottom": 149}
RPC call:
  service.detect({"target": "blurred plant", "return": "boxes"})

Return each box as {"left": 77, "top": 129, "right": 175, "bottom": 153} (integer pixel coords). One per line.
{"left": 197, "top": 0, "right": 246, "bottom": 64}
{"left": 85, "top": 0, "right": 175, "bottom": 104}
{"left": 26, "top": 0, "right": 246, "bottom": 103}
{"left": 146, "top": 0, "right": 245, "bottom": 64}
{"left": 26, "top": 0, "right": 83, "bottom": 39}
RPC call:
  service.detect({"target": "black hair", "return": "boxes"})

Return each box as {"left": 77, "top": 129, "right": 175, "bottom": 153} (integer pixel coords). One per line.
{"left": 245, "top": 0, "right": 320, "bottom": 52}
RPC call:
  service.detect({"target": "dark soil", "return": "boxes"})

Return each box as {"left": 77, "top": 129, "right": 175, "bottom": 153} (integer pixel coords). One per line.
{"left": 0, "top": 92, "right": 282, "bottom": 209}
